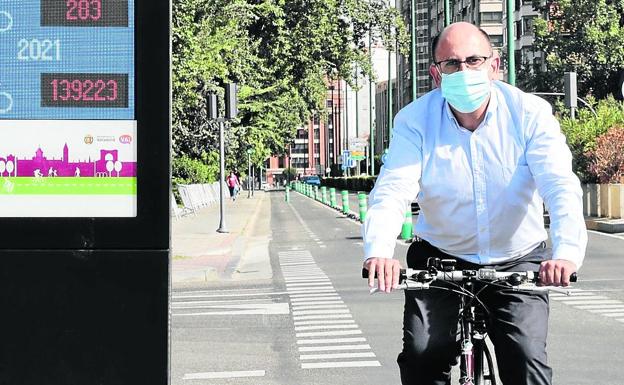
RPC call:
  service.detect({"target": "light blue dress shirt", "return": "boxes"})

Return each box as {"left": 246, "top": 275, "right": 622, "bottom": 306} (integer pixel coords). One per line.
{"left": 363, "top": 81, "right": 587, "bottom": 267}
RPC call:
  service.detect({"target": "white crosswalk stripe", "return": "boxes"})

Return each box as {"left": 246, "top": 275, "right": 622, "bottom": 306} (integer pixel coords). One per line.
{"left": 171, "top": 287, "right": 290, "bottom": 317}
{"left": 280, "top": 250, "right": 381, "bottom": 370}
{"left": 550, "top": 289, "right": 624, "bottom": 325}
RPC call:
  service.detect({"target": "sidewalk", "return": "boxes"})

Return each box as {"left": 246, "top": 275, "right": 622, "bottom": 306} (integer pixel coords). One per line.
{"left": 171, "top": 190, "right": 273, "bottom": 287}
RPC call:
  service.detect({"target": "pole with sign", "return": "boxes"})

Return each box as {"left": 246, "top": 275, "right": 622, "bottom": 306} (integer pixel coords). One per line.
{"left": 0, "top": 1, "right": 169, "bottom": 383}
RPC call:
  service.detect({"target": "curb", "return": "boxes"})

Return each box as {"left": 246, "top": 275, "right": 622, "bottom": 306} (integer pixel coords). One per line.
{"left": 585, "top": 217, "right": 624, "bottom": 233}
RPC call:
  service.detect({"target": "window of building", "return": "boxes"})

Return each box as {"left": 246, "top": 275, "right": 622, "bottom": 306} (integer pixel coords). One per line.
{"left": 523, "top": 16, "right": 535, "bottom": 35}
{"left": 515, "top": 20, "right": 522, "bottom": 40}
{"left": 313, "top": 128, "right": 320, "bottom": 140}
{"left": 278, "top": 157, "right": 285, "bottom": 168}
{"left": 490, "top": 34, "right": 503, "bottom": 47}
{"left": 313, "top": 114, "right": 320, "bottom": 125}
{"left": 326, "top": 100, "right": 333, "bottom": 108}
{"left": 314, "top": 144, "right": 320, "bottom": 153}
{"left": 481, "top": 12, "right": 502, "bottom": 23}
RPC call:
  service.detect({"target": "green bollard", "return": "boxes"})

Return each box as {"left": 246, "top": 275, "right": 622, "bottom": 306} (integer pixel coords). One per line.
{"left": 321, "top": 187, "right": 328, "bottom": 205}
{"left": 401, "top": 209, "right": 414, "bottom": 240}
{"left": 285, "top": 186, "right": 290, "bottom": 202}
{"left": 314, "top": 186, "right": 319, "bottom": 201}
{"left": 330, "top": 188, "right": 337, "bottom": 208}
{"left": 358, "top": 192, "right": 367, "bottom": 222}
{"left": 341, "top": 190, "right": 350, "bottom": 215}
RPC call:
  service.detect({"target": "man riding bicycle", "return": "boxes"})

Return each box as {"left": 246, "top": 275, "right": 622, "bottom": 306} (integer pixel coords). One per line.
{"left": 362, "top": 22, "right": 587, "bottom": 385}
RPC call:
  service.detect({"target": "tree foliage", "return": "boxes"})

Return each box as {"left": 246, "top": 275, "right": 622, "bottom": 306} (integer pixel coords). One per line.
{"left": 518, "top": 0, "right": 624, "bottom": 99}
{"left": 172, "top": 0, "right": 408, "bottom": 177}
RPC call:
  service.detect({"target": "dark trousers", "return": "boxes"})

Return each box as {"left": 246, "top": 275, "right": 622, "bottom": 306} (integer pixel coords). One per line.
{"left": 398, "top": 240, "right": 553, "bottom": 385}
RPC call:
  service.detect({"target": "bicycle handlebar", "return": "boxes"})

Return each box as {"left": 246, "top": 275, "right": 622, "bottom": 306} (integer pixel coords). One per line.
{"left": 362, "top": 267, "right": 577, "bottom": 295}
{"left": 361, "top": 267, "right": 577, "bottom": 283}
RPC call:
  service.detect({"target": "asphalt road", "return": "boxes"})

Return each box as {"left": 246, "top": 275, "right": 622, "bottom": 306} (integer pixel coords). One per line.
{"left": 171, "top": 191, "right": 624, "bottom": 385}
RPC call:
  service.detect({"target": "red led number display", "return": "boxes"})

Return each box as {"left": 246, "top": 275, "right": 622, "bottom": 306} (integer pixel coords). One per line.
{"left": 66, "top": 0, "right": 102, "bottom": 22}
{"left": 50, "top": 78, "right": 117, "bottom": 102}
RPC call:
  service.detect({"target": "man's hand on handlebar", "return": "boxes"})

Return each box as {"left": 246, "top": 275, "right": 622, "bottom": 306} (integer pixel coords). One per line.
{"left": 363, "top": 257, "right": 402, "bottom": 293}
{"left": 539, "top": 259, "right": 577, "bottom": 287}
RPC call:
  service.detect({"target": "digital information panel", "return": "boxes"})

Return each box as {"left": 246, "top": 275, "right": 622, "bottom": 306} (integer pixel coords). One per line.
{"left": 0, "top": 0, "right": 136, "bottom": 217}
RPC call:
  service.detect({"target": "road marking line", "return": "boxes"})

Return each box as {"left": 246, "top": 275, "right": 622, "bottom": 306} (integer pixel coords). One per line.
{"left": 287, "top": 289, "right": 338, "bottom": 295}
{"left": 293, "top": 314, "right": 353, "bottom": 321}
{"left": 575, "top": 303, "right": 624, "bottom": 309}
{"left": 290, "top": 293, "right": 342, "bottom": 299}
{"left": 617, "top": 319, "right": 624, "bottom": 323}
{"left": 172, "top": 299, "right": 276, "bottom": 305}
{"left": 290, "top": 297, "right": 342, "bottom": 303}
{"left": 292, "top": 297, "right": 344, "bottom": 306}
{"left": 320, "top": 245, "right": 327, "bottom": 248}
{"left": 588, "top": 230, "right": 624, "bottom": 240}
{"left": 298, "top": 344, "right": 371, "bottom": 352}
{"left": 549, "top": 292, "right": 597, "bottom": 297}
{"left": 287, "top": 282, "right": 334, "bottom": 287}
{"left": 172, "top": 291, "right": 288, "bottom": 299}
{"left": 301, "top": 361, "right": 381, "bottom": 369}
{"left": 297, "top": 337, "right": 367, "bottom": 345}
{"left": 292, "top": 304, "right": 348, "bottom": 310}
{"left": 556, "top": 300, "right": 622, "bottom": 305}
{"left": 295, "top": 324, "right": 360, "bottom": 331}
{"left": 173, "top": 303, "right": 289, "bottom": 316}
{"left": 551, "top": 296, "right": 608, "bottom": 301}
{"left": 296, "top": 330, "right": 363, "bottom": 338}
{"left": 602, "top": 313, "right": 624, "bottom": 317}
{"left": 587, "top": 308, "right": 624, "bottom": 313}
{"left": 293, "top": 309, "right": 350, "bottom": 316}
{"left": 294, "top": 319, "right": 355, "bottom": 326}
{"left": 300, "top": 352, "right": 376, "bottom": 360}
{"left": 182, "top": 370, "right": 265, "bottom": 380}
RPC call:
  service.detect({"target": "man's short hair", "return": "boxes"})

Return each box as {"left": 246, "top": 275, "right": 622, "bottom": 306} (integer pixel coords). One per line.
{"left": 431, "top": 27, "right": 492, "bottom": 62}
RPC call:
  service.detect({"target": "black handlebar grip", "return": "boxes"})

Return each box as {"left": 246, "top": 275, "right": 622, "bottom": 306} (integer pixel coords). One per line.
{"left": 570, "top": 272, "right": 578, "bottom": 283}
{"left": 362, "top": 268, "right": 370, "bottom": 279}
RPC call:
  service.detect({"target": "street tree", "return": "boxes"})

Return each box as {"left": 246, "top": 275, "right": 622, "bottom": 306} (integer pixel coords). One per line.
{"left": 518, "top": 0, "right": 624, "bottom": 99}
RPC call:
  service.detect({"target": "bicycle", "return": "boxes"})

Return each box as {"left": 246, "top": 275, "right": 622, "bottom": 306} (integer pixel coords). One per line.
{"left": 363, "top": 258, "right": 577, "bottom": 385}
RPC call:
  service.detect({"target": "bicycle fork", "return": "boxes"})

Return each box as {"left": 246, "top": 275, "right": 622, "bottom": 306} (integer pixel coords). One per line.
{"left": 459, "top": 312, "right": 475, "bottom": 385}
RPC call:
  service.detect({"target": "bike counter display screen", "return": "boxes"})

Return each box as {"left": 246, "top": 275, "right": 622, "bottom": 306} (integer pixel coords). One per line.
{"left": 0, "top": 1, "right": 137, "bottom": 217}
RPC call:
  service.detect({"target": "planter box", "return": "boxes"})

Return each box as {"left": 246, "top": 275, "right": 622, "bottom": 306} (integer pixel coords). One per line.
{"left": 582, "top": 183, "right": 624, "bottom": 219}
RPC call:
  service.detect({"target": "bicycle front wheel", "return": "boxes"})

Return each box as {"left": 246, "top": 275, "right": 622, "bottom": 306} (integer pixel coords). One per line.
{"left": 473, "top": 339, "right": 497, "bottom": 385}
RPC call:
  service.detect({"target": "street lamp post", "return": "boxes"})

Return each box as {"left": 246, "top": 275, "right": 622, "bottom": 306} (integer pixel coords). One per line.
{"left": 247, "top": 148, "right": 252, "bottom": 198}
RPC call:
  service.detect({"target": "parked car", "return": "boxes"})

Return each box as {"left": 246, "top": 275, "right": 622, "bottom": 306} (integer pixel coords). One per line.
{"left": 301, "top": 175, "right": 321, "bottom": 186}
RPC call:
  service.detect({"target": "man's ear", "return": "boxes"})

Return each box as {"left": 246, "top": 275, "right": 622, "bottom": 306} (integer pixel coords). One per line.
{"left": 489, "top": 50, "right": 501, "bottom": 81}
{"left": 430, "top": 64, "right": 441, "bottom": 88}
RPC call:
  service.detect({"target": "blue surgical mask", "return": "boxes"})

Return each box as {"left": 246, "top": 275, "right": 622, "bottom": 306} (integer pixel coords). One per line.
{"left": 440, "top": 69, "right": 491, "bottom": 113}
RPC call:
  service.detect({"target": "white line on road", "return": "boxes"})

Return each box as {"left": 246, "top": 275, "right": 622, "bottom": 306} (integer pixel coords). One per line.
{"left": 301, "top": 361, "right": 381, "bottom": 369}
{"left": 297, "top": 337, "right": 367, "bottom": 345}
{"left": 575, "top": 303, "right": 624, "bottom": 309}
{"left": 602, "top": 313, "right": 624, "bottom": 317}
{"left": 296, "top": 330, "right": 363, "bottom": 338}
{"left": 549, "top": 291, "right": 597, "bottom": 297}
{"left": 286, "top": 282, "right": 334, "bottom": 287}
{"left": 557, "top": 300, "right": 622, "bottom": 305}
{"left": 293, "top": 297, "right": 344, "bottom": 306}
{"left": 292, "top": 309, "right": 351, "bottom": 316}
{"left": 587, "top": 308, "right": 624, "bottom": 313}
{"left": 551, "top": 296, "right": 608, "bottom": 301}
{"left": 287, "top": 289, "right": 338, "bottom": 295}
{"left": 300, "top": 352, "right": 376, "bottom": 360}
{"left": 295, "top": 324, "right": 360, "bottom": 331}
{"left": 292, "top": 304, "right": 348, "bottom": 310}
{"left": 294, "top": 319, "right": 355, "bottom": 325}
{"left": 293, "top": 314, "right": 353, "bottom": 321}
{"left": 172, "top": 291, "right": 288, "bottom": 299}
{"left": 182, "top": 370, "right": 265, "bottom": 380}
{"left": 290, "top": 297, "right": 342, "bottom": 303}
{"left": 588, "top": 230, "right": 624, "bottom": 240}
{"left": 298, "top": 344, "right": 371, "bottom": 352}
{"left": 289, "top": 293, "right": 340, "bottom": 298}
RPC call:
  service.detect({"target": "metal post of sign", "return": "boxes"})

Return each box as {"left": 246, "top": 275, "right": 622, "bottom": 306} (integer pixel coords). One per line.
{"left": 217, "top": 118, "right": 228, "bottom": 233}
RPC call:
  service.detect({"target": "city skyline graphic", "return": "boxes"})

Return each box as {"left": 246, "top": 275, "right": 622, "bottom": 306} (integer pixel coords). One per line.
{"left": 0, "top": 143, "right": 137, "bottom": 178}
